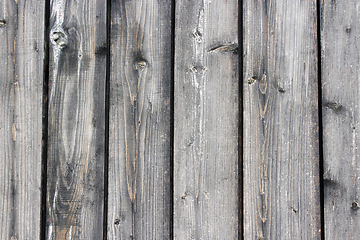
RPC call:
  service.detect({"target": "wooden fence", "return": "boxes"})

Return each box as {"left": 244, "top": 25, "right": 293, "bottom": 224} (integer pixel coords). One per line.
{"left": 0, "top": 0, "right": 359, "bottom": 239}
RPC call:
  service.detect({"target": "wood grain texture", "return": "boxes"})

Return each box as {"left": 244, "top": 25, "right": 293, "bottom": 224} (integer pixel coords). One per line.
{"left": 243, "top": 0, "right": 320, "bottom": 239}
{"left": 321, "top": 1, "right": 360, "bottom": 238}
{"left": 0, "top": 1, "right": 44, "bottom": 239}
{"left": 46, "top": 0, "right": 106, "bottom": 239}
{"left": 174, "top": 1, "right": 239, "bottom": 239}
{"left": 108, "top": 0, "right": 172, "bottom": 239}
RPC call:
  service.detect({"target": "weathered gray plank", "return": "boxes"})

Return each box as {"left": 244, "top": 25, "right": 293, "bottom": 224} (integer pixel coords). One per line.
{"left": 174, "top": 1, "right": 239, "bottom": 239}
{"left": 243, "top": 0, "right": 320, "bottom": 239}
{"left": 321, "top": 1, "right": 360, "bottom": 238}
{"left": 108, "top": 0, "right": 172, "bottom": 239}
{"left": 46, "top": 0, "right": 107, "bottom": 238}
{"left": 0, "top": 1, "right": 44, "bottom": 239}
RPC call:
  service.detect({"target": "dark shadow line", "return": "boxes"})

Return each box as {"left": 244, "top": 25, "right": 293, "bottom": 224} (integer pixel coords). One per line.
{"left": 103, "top": 0, "right": 111, "bottom": 239}
{"left": 317, "top": 0, "right": 325, "bottom": 239}
{"left": 40, "top": 0, "right": 50, "bottom": 239}
{"left": 170, "top": 0, "right": 176, "bottom": 239}
{"left": 238, "top": 0, "right": 244, "bottom": 239}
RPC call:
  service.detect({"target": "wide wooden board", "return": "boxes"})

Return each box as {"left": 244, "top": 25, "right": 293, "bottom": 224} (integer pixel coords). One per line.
{"left": 174, "top": 1, "right": 239, "bottom": 239}
{"left": 0, "top": 1, "right": 44, "bottom": 239}
{"left": 108, "top": 0, "right": 172, "bottom": 239}
{"left": 243, "top": 0, "right": 321, "bottom": 239}
{"left": 321, "top": 1, "right": 360, "bottom": 238}
{"left": 46, "top": 0, "right": 107, "bottom": 238}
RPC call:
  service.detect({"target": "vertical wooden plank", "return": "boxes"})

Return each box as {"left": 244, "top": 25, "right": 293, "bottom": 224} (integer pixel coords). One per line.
{"left": 0, "top": 1, "right": 44, "bottom": 239}
{"left": 174, "top": 1, "right": 239, "bottom": 239}
{"left": 322, "top": 1, "right": 360, "bottom": 238}
{"left": 46, "top": 0, "right": 107, "bottom": 239}
{"left": 243, "top": 1, "right": 320, "bottom": 239}
{"left": 108, "top": 0, "right": 172, "bottom": 239}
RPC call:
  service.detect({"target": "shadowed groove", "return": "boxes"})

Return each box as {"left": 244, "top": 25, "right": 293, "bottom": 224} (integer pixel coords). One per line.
{"left": 41, "top": 0, "right": 50, "bottom": 239}
{"left": 317, "top": 0, "right": 325, "bottom": 239}
{"left": 239, "top": 1, "right": 244, "bottom": 239}
{"left": 103, "top": 0, "right": 111, "bottom": 239}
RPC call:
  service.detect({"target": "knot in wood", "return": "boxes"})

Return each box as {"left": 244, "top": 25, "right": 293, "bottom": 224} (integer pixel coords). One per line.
{"left": 325, "top": 102, "right": 342, "bottom": 112}
{"left": 133, "top": 59, "right": 147, "bottom": 70}
{"left": 50, "top": 31, "right": 68, "bottom": 48}
{"left": 0, "top": 20, "right": 6, "bottom": 27}
{"left": 193, "top": 30, "right": 202, "bottom": 42}
{"left": 247, "top": 77, "right": 256, "bottom": 84}
{"left": 351, "top": 201, "right": 359, "bottom": 210}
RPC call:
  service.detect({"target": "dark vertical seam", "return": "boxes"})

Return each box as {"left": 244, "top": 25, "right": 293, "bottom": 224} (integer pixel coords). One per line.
{"left": 103, "top": 0, "right": 111, "bottom": 239}
{"left": 238, "top": 0, "right": 244, "bottom": 239}
{"left": 132, "top": 203, "right": 135, "bottom": 239}
{"left": 40, "top": 0, "right": 50, "bottom": 239}
{"left": 317, "top": 0, "right": 325, "bottom": 239}
{"left": 170, "top": 0, "right": 176, "bottom": 239}
{"left": 11, "top": 1, "right": 19, "bottom": 237}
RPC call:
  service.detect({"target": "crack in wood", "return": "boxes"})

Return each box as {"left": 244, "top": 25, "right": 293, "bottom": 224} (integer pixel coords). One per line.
{"left": 208, "top": 43, "right": 238, "bottom": 53}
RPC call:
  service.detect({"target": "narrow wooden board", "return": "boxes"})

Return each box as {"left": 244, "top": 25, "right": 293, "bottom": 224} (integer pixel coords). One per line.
{"left": 46, "top": 0, "right": 107, "bottom": 238}
{"left": 243, "top": 1, "right": 320, "bottom": 239}
{"left": 0, "top": 1, "right": 44, "bottom": 239}
{"left": 173, "top": 1, "right": 239, "bottom": 239}
{"left": 108, "top": 0, "right": 172, "bottom": 239}
{"left": 321, "top": 1, "right": 360, "bottom": 238}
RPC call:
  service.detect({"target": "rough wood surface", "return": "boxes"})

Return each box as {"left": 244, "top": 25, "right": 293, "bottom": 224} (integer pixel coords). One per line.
{"left": 0, "top": 1, "right": 44, "bottom": 239}
{"left": 46, "top": 0, "right": 107, "bottom": 239}
{"left": 321, "top": 1, "right": 360, "bottom": 238}
{"left": 108, "top": 0, "right": 172, "bottom": 239}
{"left": 243, "top": 0, "right": 320, "bottom": 239}
{"left": 173, "top": 1, "right": 239, "bottom": 239}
